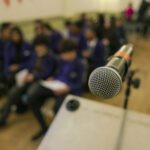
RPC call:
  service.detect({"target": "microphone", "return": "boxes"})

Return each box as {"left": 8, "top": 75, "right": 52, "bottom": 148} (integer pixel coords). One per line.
{"left": 88, "top": 44, "right": 134, "bottom": 99}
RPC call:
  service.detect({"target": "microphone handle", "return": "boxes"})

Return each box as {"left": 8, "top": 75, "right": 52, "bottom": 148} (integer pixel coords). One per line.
{"left": 106, "top": 57, "right": 126, "bottom": 78}
{"left": 106, "top": 44, "right": 134, "bottom": 79}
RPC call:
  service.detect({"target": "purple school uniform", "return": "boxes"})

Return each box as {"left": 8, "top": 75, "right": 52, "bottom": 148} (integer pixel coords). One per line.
{"left": 55, "top": 58, "right": 84, "bottom": 95}
{"left": 86, "top": 40, "right": 106, "bottom": 68}
{"left": 68, "top": 32, "right": 87, "bottom": 56}
{"left": 48, "top": 31, "right": 62, "bottom": 53}
{"left": 3, "top": 41, "right": 33, "bottom": 76}
{"left": 27, "top": 53, "right": 57, "bottom": 80}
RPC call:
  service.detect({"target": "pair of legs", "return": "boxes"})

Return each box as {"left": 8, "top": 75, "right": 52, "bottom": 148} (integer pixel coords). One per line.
{"left": 0, "top": 83, "right": 32, "bottom": 123}
{"left": 0, "top": 82, "right": 67, "bottom": 140}
{"left": 27, "top": 83, "right": 67, "bottom": 140}
{"left": 143, "top": 21, "right": 150, "bottom": 37}
{"left": 0, "top": 61, "right": 7, "bottom": 96}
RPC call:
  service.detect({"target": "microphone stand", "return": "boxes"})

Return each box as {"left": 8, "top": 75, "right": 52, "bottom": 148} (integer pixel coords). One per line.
{"left": 123, "top": 70, "right": 141, "bottom": 110}
{"left": 115, "top": 70, "right": 141, "bottom": 150}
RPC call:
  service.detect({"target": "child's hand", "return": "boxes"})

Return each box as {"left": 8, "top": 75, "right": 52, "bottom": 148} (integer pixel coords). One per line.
{"left": 46, "top": 77, "right": 54, "bottom": 81}
{"left": 25, "top": 73, "right": 34, "bottom": 83}
{"left": 102, "top": 38, "right": 110, "bottom": 46}
{"left": 82, "top": 50, "right": 91, "bottom": 58}
{"left": 9, "top": 64, "right": 20, "bottom": 72}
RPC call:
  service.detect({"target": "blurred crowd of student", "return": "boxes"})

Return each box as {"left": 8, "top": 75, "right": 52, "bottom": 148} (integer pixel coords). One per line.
{"left": 0, "top": 13, "right": 128, "bottom": 140}
{"left": 124, "top": 1, "right": 150, "bottom": 37}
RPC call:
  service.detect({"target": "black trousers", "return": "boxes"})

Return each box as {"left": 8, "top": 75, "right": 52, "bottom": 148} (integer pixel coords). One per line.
{"left": 0, "top": 61, "right": 4, "bottom": 82}
{"left": 143, "top": 21, "right": 150, "bottom": 37}
{"left": 27, "top": 83, "right": 67, "bottom": 131}
{"left": 0, "top": 61, "right": 6, "bottom": 96}
{"left": 0, "top": 83, "right": 32, "bottom": 120}
{"left": 1, "top": 82, "right": 67, "bottom": 131}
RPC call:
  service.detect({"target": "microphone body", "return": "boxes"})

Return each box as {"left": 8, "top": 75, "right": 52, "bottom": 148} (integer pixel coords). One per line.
{"left": 88, "top": 44, "right": 134, "bottom": 99}
{"left": 106, "top": 44, "right": 133, "bottom": 79}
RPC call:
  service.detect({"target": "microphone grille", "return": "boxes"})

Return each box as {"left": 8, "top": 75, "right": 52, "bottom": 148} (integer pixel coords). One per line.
{"left": 88, "top": 67, "right": 122, "bottom": 99}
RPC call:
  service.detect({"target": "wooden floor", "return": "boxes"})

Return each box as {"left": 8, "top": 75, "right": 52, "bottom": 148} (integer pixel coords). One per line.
{"left": 0, "top": 35, "right": 150, "bottom": 150}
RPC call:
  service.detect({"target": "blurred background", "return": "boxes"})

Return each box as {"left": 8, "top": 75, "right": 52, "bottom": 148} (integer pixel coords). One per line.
{"left": 0, "top": 0, "right": 150, "bottom": 149}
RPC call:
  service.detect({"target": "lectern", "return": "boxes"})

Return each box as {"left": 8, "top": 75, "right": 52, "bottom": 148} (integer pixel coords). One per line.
{"left": 38, "top": 95, "right": 150, "bottom": 150}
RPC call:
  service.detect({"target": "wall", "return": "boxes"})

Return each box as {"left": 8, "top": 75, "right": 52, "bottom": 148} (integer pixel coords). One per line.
{"left": 0, "top": 0, "right": 142, "bottom": 22}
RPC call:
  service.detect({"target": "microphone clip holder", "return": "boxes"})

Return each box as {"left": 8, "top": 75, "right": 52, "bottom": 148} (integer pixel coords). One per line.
{"left": 123, "top": 69, "right": 141, "bottom": 110}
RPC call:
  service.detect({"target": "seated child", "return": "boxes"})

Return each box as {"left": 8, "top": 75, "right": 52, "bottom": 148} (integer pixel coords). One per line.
{"left": 0, "top": 23, "right": 12, "bottom": 83}
{"left": 0, "top": 34, "right": 57, "bottom": 127}
{"left": 43, "top": 23, "right": 62, "bottom": 54}
{"left": 67, "top": 21, "right": 87, "bottom": 57}
{"left": 26, "top": 39, "right": 84, "bottom": 140}
{"left": 3, "top": 27, "right": 32, "bottom": 87}
{"left": 82, "top": 27, "right": 106, "bottom": 72}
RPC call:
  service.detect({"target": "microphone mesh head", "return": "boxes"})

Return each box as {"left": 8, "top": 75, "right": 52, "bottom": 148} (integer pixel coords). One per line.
{"left": 88, "top": 67, "right": 122, "bottom": 99}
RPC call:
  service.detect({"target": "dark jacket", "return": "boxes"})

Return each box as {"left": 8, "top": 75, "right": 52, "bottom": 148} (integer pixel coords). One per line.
{"left": 27, "top": 53, "right": 57, "bottom": 80}
{"left": 48, "top": 31, "right": 62, "bottom": 53}
{"left": 68, "top": 32, "right": 87, "bottom": 57}
{"left": 85, "top": 40, "right": 106, "bottom": 68}
{"left": 3, "top": 41, "right": 32, "bottom": 76}
{"left": 55, "top": 58, "right": 84, "bottom": 95}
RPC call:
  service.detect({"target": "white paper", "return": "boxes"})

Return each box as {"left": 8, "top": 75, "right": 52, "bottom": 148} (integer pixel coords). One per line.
{"left": 40, "top": 80, "right": 68, "bottom": 91}
{"left": 15, "top": 69, "right": 28, "bottom": 87}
